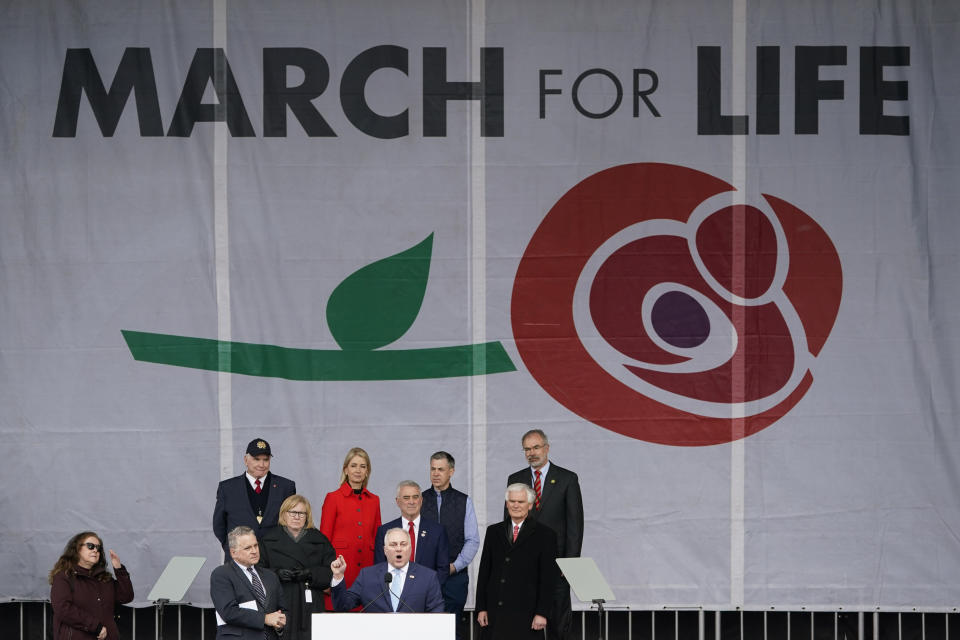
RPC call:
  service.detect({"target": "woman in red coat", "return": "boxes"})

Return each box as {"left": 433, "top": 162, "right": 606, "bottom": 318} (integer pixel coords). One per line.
{"left": 49, "top": 531, "right": 134, "bottom": 640}
{"left": 319, "top": 447, "right": 381, "bottom": 594}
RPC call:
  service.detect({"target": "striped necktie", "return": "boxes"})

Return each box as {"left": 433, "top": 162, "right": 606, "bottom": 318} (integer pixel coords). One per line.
{"left": 247, "top": 567, "right": 268, "bottom": 639}
{"left": 247, "top": 566, "right": 266, "bottom": 610}
{"left": 534, "top": 469, "right": 542, "bottom": 510}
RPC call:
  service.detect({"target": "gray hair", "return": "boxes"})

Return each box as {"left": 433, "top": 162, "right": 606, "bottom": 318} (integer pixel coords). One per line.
{"left": 383, "top": 527, "right": 409, "bottom": 545}
{"left": 227, "top": 526, "right": 255, "bottom": 549}
{"left": 395, "top": 480, "right": 421, "bottom": 498}
{"left": 505, "top": 483, "right": 536, "bottom": 505}
{"left": 430, "top": 451, "right": 455, "bottom": 468}
{"left": 521, "top": 428, "right": 549, "bottom": 445}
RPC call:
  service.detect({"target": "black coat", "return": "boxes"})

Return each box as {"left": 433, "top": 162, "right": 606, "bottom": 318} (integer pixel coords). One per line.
{"left": 507, "top": 463, "right": 584, "bottom": 558}
{"left": 212, "top": 472, "right": 297, "bottom": 549}
{"left": 258, "top": 526, "right": 335, "bottom": 640}
{"left": 476, "top": 518, "right": 558, "bottom": 640}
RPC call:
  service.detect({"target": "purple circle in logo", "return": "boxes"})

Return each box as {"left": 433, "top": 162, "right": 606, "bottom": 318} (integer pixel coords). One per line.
{"left": 651, "top": 291, "right": 710, "bottom": 348}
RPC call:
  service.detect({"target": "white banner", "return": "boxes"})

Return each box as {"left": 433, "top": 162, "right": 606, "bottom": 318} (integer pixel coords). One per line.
{"left": 2, "top": 0, "right": 959, "bottom": 609}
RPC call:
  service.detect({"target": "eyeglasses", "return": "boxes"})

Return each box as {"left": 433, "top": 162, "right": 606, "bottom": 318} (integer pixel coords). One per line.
{"left": 83, "top": 542, "right": 103, "bottom": 552}
{"left": 522, "top": 444, "right": 545, "bottom": 453}
{"left": 287, "top": 511, "right": 307, "bottom": 519}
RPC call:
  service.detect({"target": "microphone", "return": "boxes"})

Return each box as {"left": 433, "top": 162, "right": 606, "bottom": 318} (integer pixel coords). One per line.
{"left": 359, "top": 572, "right": 393, "bottom": 612}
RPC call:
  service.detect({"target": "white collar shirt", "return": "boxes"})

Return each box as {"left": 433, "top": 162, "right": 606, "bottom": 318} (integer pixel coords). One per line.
{"left": 245, "top": 472, "right": 268, "bottom": 490}
{"left": 403, "top": 514, "right": 422, "bottom": 541}
{"left": 389, "top": 562, "right": 409, "bottom": 591}
{"left": 530, "top": 460, "right": 551, "bottom": 483}
{"left": 234, "top": 561, "right": 267, "bottom": 596}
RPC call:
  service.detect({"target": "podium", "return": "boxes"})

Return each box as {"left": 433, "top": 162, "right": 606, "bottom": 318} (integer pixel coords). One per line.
{"left": 313, "top": 613, "right": 454, "bottom": 639}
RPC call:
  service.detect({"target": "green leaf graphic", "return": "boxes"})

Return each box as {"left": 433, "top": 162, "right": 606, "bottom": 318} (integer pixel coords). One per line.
{"left": 327, "top": 233, "right": 434, "bottom": 350}
{"left": 121, "top": 330, "right": 516, "bottom": 380}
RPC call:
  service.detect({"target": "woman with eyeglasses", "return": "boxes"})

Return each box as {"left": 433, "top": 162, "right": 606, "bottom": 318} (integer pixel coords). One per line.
{"left": 259, "top": 494, "right": 336, "bottom": 640}
{"left": 48, "top": 531, "right": 134, "bottom": 640}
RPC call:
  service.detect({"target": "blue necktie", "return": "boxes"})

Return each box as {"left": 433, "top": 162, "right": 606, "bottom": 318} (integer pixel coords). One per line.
{"left": 390, "top": 569, "right": 401, "bottom": 611}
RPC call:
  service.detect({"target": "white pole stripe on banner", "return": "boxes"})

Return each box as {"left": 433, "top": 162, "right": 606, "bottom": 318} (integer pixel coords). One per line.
{"left": 214, "top": 0, "right": 234, "bottom": 481}
{"left": 469, "top": 0, "right": 488, "bottom": 607}
{"left": 470, "top": 0, "right": 489, "bottom": 538}
{"left": 729, "top": 0, "right": 748, "bottom": 609}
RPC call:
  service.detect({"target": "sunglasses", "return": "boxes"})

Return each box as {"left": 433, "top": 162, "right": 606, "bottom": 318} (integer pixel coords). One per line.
{"left": 83, "top": 542, "right": 103, "bottom": 552}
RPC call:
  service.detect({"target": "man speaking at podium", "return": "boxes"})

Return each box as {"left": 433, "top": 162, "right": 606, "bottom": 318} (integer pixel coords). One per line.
{"left": 329, "top": 527, "right": 444, "bottom": 613}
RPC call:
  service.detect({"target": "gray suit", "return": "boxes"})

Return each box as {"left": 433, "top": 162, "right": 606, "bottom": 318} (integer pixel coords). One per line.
{"left": 211, "top": 561, "right": 286, "bottom": 640}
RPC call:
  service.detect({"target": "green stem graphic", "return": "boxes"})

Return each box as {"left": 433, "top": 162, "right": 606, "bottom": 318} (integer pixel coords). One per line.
{"left": 121, "top": 330, "right": 516, "bottom": 381}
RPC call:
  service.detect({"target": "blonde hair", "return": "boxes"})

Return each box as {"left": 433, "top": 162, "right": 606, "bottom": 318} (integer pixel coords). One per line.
{"left": 279, "top": 494, "right": 315, "bottom": 529}
{"left": 339, "top": 447, "right": 372, "bottom": 489}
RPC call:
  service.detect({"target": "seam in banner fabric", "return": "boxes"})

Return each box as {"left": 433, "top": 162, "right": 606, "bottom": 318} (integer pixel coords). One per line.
{"left": 730, "top": 0, "right": 748, "bottom": 609}
{"left": 213, "top": 0, "right": 234, "bottom": 483}
{"left": 469, "top": 0, "right": 489, "bottom": 555}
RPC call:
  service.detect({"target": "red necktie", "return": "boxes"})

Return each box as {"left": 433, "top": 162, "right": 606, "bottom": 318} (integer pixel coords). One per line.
{"left": 254, "top": 478, "right": 262, "bottom": 494}
{"left": 512, "top": 524, "right": 519, "bottom": 542}
{"left": 534, "top": 469, "right": 542, "bottom": 510}
{"left": 408, "top": 520, "right": 416, "bottom": 561}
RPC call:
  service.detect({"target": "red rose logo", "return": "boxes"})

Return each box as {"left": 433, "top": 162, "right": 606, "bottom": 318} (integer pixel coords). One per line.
{"left": 511, "top": 163, "right": 842, "bottom": 446}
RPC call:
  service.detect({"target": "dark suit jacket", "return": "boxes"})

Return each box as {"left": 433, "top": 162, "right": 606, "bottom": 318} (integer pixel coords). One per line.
{"left": 506, "top": 462, "right": 584, "bottom": 558}
{"left": 210, "top": 562, "right": 286, "bottom": 640}
{"left": 373, "top": 517, "right": 449, "bottom": 585}
{"left": 476, "top": 519, "right": 558, "bottom": 639}
{"left": 331, "top": 561, "right": 444, "bottom": 613}
{"left": 213, "top": 472, "right": 296, "bottom": 548}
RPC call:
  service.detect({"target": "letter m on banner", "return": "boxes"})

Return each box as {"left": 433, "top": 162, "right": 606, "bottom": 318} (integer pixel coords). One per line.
{"left": 53, "top": 48, "right": 163, "bottom": 137}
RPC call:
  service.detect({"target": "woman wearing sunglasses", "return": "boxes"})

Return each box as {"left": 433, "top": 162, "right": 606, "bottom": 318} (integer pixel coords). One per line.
{"left": 48, "top": 531, "right": 134, "bottom": 640}
{"left": 258, "top": 494, "right": 336, "bottom": 640}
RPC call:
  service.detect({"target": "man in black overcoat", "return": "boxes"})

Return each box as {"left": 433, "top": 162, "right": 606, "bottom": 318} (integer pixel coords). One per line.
{"left": 213, "top": 438, "right": 297, "bottom": 550}
{"left": 477, "top": 484, "right": 558, "bottom": 639}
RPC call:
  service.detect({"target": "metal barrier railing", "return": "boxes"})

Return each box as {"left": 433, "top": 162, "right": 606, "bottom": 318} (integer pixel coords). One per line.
{"left": 6, "top": 601, "right": 958, "bottom": 640}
